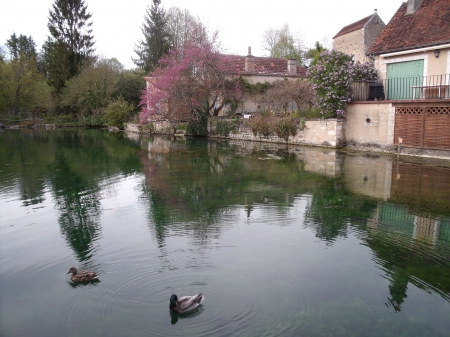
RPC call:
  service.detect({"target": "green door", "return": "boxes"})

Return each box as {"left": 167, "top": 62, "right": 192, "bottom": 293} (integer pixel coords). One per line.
{"left": 387, "top": 60, "right": 424, "bottom": 99}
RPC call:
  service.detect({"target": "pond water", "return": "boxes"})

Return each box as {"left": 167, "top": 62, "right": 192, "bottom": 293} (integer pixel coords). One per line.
{"left": 1, "top": 129, "right": 450, "bottom": 337}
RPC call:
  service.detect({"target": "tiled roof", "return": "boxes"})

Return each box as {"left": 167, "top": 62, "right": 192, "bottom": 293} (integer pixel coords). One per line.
{"left": 333, "top": 14, "right": 375, "bottom": 39}
{"left": 368, "top": 0, "right": 450, "bottom": 54}
{"left": 228, "top": 55, "right": 307, "bottom": 77}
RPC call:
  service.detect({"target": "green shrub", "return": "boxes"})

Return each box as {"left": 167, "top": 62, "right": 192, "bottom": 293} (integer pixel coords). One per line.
{"left": 142, "top": 122, "right": 155, "bottom": 134}
{"left": 8, "top": 115, "right": 21, "bottom": 122}
{"left": 57, "top": 115, "right": 78, "bottom": 124}
{"left": 104, "top": 97, "right": 134, "bottom": 129}
{"left": 81, "top": 112, "right": 106, "bottom": 127}
{"left": 216, "top": 120, "right": 237, "bottom": 137}
{"left": 246, "top": 115, "right": 274, "bottom": 138}
{"left": 186, "top": 114, "right": 208, "bottom": 136}
{"left": 300, "top": 118, "right": 306, "bottom": 130}
{"left": 176, "top": 123, "right": 187, "bottom": 131}
{"left": 274, "top": 117, "right": 297, "bottom": 141}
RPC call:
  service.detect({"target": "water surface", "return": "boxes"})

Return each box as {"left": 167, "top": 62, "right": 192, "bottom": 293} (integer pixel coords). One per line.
{"left": 1, "top": 129, "right": 450, "bottom": 336}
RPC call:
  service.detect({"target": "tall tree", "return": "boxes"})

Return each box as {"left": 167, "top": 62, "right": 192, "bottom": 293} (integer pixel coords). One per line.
{"left": 140, "top": 29, "right": 240, "bottom": 122}
{"left": 59, "top": 57, "right": 118, "bottom": 116}
{"left": 262, "top": 23, "right": 305, "bottom": 66}
{"left": 44, "top": 0, "right": 95, "bottom": 92}
{"left": 165, "top": 7, "right": 207, "bottom": 52}
{"left": 0, "top": 33, "right": 49, "bottom": 114}
{"left": 305, "top": 41, "right": 327, "bottom": 66}
{"left": 133, "top": 0, "right": 170, "bottom": 72}
{"left": 0, "top": 56, "right": 46, "bottom": 114}
{"left": 111, "top": 71, "right": 146, "bottom": 111}
{"left": 6, "top": 33, "right": 37, "bottom": 61}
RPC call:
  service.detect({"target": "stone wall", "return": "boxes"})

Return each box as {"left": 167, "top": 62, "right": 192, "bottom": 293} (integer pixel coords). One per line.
{"left": 344, "top": 102, "right": 395, "bottom": 150}
{"left": 333, "top": 29, "right": 367, "bottom": 63}
{"left": 126, "top": 120, "right": 174, "bottom": 135}
{"left": 209, "top": 118, "right": 345, "bottom": 148}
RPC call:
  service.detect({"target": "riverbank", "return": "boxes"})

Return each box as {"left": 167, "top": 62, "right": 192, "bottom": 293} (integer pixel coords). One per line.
{"left": 125, "top": 121, "right": 450, "bottom": 161}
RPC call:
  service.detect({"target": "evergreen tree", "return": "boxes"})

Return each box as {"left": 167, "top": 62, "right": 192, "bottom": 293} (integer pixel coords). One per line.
{"left": 43, "top": 0, "right": 95, "bottom": 91}
{"left": 6, "top": 33, "right": 37, "bottom": 61}
{"left": 305, "top": 41, "right": 326, "bottom": 66}
{"left": 133, "top": 0, "right": 170, "bottom": 73}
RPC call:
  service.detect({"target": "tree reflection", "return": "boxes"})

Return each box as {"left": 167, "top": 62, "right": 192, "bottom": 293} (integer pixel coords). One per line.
{"left": 0, "top": 129, "right": 142, "bottom": 263}
{"left": 304, "top": 179, "right": 378, "bottom": 243}
{"left": 139, "top": 137, "right": 316, "bottom": 247}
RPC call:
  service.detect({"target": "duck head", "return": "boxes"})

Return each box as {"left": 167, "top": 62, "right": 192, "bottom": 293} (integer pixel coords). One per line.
{"left": 170, "top": 294, "right": 178, "bottom": 306}
{"left": 67, "top": 267, "right": 77, "bottom": 275}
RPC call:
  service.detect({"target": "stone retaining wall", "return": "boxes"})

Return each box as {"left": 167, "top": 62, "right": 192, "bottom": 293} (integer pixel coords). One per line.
{"left": 126, "top": 120, "right": 173, "bottom": 135}
{"left": 345, "top": 102, "right": 395, "bottom": 150}
{"left": 127, "top": 118, "right": 345, "bottom": 148}
{"left": 209, "top": 118, "right": 345, "bottom": 148}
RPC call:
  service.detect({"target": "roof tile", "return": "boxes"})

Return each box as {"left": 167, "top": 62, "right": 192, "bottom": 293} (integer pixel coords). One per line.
{"left": 333, "top": 14, "right": 375, "bottom": 39}
{"left": 228, "top": 55, "right": 307, "bottom": 77}
{"left": 368, "top": 0, "right": 450, "bottom": 54}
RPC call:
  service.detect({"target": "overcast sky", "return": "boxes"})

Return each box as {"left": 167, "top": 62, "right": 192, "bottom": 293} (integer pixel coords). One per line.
{"left": 0, "top": 0, "right": 404, "bottom": 69}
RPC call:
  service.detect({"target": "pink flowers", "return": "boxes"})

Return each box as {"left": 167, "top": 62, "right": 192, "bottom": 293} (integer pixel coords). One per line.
{"left": 308, "top": 50, "right": 378, "bottom": 116}
{"left": 139, "top": 29, "right": 240, "bottom": 123}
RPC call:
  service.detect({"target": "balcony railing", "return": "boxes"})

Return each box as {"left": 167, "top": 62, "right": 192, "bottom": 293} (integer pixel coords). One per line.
{"left": 351, "top": 74, "right": 450, "bottom": 101}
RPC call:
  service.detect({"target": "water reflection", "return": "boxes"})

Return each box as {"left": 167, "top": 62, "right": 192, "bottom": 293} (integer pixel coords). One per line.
{"left": 169, "top": 306, "right": 205, "bottom": 325}
{"left": 137, "top": 136, "right": 450, "bottom": 314}
{"left": 0, "top": 129, "right": 142, "bottom": 265}
{"left": 2, "top": 130, "right": 450, "bottom": 336}
{"left": 67, "top": 280, "right": 101, "bottom": 289}
{"left": 364, "top": 202, "right": 450, "bottom": 312}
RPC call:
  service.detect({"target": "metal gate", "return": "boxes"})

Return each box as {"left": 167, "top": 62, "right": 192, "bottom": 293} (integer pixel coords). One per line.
{"left": 394, "top": 106, "right": 450, "bottom": 149}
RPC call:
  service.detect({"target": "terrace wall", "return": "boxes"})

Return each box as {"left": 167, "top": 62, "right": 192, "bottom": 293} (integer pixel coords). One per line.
{"left": 208, "top": 118, "right": 345, "bottom": 148}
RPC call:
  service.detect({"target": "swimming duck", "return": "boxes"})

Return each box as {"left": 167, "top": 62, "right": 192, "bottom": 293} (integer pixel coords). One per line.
{"left": 169, "top": 293, "right": 204, "bottom": 314}
{"left": 67, "top": 267, "right": 99, "bottom": 282}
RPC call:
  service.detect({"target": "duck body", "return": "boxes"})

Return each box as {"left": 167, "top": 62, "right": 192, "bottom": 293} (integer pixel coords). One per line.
{"left": 67, "top": 267, "right": 99, "bottom": 282}
{"left": 169, "top": 293, "right": 204, "bottom": 314}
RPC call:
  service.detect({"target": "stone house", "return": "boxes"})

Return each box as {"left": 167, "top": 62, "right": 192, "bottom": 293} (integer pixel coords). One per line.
{"left": 368, "top": 0, "right": 450, "bottom": 96}
{"left": 333, "top": 10, "right": 385, "bottom": 63}
{"left": 221, "top": 47, "right": 309, "bottom": 115}
{"left": 144, "top": 47, "right": 309, "bottom": 119}
{"left": 345, "top": 0, "right": 450, "bottom": 155}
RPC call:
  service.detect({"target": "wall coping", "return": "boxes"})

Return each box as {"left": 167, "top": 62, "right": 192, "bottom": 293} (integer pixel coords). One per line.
{"left": 350, "top": 99, "right": 450, "bottom": 105}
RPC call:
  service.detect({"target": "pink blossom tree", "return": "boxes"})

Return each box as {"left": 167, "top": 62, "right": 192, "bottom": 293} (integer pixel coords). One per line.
{"left": 139, "top": 29, "right": 242, "bottom": 123}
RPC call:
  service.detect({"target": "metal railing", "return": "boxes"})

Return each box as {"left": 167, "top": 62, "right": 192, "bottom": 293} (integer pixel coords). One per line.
{"left": 352, "top": 74, "right": 450, "bottom": 101}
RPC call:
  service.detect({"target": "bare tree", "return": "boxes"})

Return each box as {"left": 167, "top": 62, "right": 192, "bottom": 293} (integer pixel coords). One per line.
{"left": 166, "top": 7, "right": 207, "bottom": 52}
{"left": 256, "top": 79, "right": 316, "bottom": 114}
{"left": 261, "top": 23, "right": 305, "bottom": 65}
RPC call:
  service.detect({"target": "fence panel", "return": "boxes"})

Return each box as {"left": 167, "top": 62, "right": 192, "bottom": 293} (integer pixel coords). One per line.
{"left": 394, "top": 107, "right": 424, "bottom": 147}
{"left": 424, "top": 107, "right": 450, "bottom": 150}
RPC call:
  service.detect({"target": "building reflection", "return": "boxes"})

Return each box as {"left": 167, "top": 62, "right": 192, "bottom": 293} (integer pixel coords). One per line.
{"left": 137, "top": 136, "right": 450, "bottom": 312}
{"left": 366, "top": 203, "right": 450, "bottom": 311}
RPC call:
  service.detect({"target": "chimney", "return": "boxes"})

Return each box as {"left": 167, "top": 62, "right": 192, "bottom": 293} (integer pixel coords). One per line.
{"left": 287, "top": 59, "right": 297, "bottom": 75}
{"left": 245, "top": 46, "right": 254, "bottom": 72}
{"left": 406, "top": 0, "right": 425, "bottom": 15}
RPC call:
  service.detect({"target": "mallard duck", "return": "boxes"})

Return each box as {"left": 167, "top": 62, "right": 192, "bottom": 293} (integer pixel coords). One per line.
{"left": 169, "top": 293, "right": 204, "bottom": 314}
{"left": 67, "top": 267, "right": 99, "bottom": 282}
